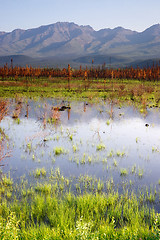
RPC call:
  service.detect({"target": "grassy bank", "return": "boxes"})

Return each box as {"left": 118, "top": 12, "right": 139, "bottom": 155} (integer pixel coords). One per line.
{"left": 0, "top": 77, "right": 160, "bottom": 108}
{"left": 0, "top": 170, "right": 160, "bottom": 240}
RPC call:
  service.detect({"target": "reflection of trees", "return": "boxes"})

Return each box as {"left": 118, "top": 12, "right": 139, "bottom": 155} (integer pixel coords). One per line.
{"left": 84, "top": 103, "right": 86, "bottom": 112}
{"left": 25, "top": 103, "right": 29, "bottom": 119}
{"left": 50, "top": 103, "right": 71, "bottom": 124}
{"left": 12, "top": 98, "right": 22, "bottom": 119}
{"left": 51, "top": 107, "right": 61, "bottom": 125}
{"left": 0, "top": 99, "right": 11, "bottom": 164}
{"left": 43, "top": 104, "right": 47, "bottom": 129}
{"left": 41, "top": 103, "right": 61, "bottom": 129}
{"left": 67, "top": 108, "right": 71, "bottom": 120}
{"left": 109, "top": 101, "right": 114, "bottom": 120}
{"left": 0, "top": 99, "right": 9, "bottom": 122}
{"left": 0, "top": 130, "right": 11, "bottom": 164}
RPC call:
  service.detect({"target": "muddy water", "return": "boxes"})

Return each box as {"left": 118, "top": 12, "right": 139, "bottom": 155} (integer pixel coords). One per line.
{"left": 0, "top": 98, "right": 160, "bottom": 193}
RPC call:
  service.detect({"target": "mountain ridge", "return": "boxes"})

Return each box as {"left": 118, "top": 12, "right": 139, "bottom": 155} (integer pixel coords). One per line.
{"left": 0, "top": 22, "right": 160, "bottom": 67}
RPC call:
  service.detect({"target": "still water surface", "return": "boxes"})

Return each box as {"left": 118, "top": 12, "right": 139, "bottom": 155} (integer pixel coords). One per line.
{"left": 0, "top": 98, "right": 160, "bottom": 194}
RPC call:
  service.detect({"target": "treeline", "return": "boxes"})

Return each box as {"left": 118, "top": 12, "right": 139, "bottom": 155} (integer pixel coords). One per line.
{"left": 0, "top": 62, "right": 160, "bottom": 81}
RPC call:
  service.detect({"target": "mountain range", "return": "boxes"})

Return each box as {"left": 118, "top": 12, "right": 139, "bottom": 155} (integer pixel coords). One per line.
{"left": 0, "top": 22, "right": 160, "bottom": 68}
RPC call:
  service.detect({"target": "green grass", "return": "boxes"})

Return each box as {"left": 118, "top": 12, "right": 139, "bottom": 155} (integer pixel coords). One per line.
{"left": 0, "top": 77, "right": 160, "bottom": 108}
{"left": 0, "top": 171, "right": 160, "bottom": 239}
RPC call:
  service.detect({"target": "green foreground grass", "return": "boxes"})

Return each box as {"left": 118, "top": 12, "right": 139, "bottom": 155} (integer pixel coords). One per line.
{"left": 0, "top": 171, "right": 160, "bottom": 240}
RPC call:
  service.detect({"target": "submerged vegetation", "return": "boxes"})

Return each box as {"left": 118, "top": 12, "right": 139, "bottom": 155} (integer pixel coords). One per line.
{"left": 0, "top": 64, "right": 160, "bottom": 239}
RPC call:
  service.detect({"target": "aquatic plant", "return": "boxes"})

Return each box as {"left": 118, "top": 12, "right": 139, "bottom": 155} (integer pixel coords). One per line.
{"left": 33, "top": 168, "right": 47, "bottom": 178}
{"left": 120, "top": 168, "right": 128, "bottom": 176}
{"left": 41, "top": 168, "right": 46, "bottom": 176}
{"left": 131, "top": 164, "right": 136, "bottom": 174}
{"left": 2, "top": 173, "right": 13, "bottom": 186}
{"left": 16, "top": 118, "right": 20, "bottom": 124}
{"left": 116, "top": 150, "right": 125, "bottom": 157}
{"left": 88, "top": 156, "right": 92, "bottom": 164}
{"left": 69, "top": 134, "right": 73, "bottom": 141}
{"left": 72, "top": 144, "right": 77, "bottom": 152}
{"left": 54, "top": 147, "right": 65, "bottom": 155}
{"left": 34, "top": 168, "right": 41, "bottom": 177}
{"left": 81, "top": 153, "right": 86, "bottom": 164}
{"left": 107, "top": 150, "right": 114, "bottom": 158}
{"left": 113, "top": 159, "right": 118, "bottom": 167}
{"left": 96, "top": 143, "right": 105, "bottom": 151}
{"left": 138, "top": 168, "right": 144, "bottom": 178}
{"left": 152, "top": 146, "right": 159, "bottom": 152}
{"left": 106, "top": 119, "right": 110, "bottom": 125}
{"left": 146, "top": 187, "right": 156, "bottom": 203}
{"left": 27, "top": 142, "right": 32, "bottom": 151}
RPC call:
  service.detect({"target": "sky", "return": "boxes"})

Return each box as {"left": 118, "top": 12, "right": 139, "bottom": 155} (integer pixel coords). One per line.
{"left": 0, "top": 0, "right": 160, "bottom": 32}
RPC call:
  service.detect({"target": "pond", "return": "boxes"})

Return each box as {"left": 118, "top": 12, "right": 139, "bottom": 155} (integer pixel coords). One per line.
{"left": 0, "top": 98, "right": 160, "bottom": 205}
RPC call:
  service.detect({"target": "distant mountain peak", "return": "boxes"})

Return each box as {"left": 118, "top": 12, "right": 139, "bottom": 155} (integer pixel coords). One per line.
{"left": 0, "top": 22, "right": 160, "bottom": 61}
{"left": 143, "top": 23, "right": 160, "bottom": 33}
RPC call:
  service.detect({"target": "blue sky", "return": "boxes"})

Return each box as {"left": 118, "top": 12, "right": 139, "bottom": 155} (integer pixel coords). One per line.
{"left": 0, "top": 0, "right": 160, "bottom": 32}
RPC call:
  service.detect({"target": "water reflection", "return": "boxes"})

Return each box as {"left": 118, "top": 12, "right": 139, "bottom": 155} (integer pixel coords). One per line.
{"left": 0, "top": 98, "right": 160, "bottom": 192}
{"left": 0, "top": 129, "right": 11, "bottom": 165}
{"left": 0, "top": 99, "right": 11, "bottom": 165}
